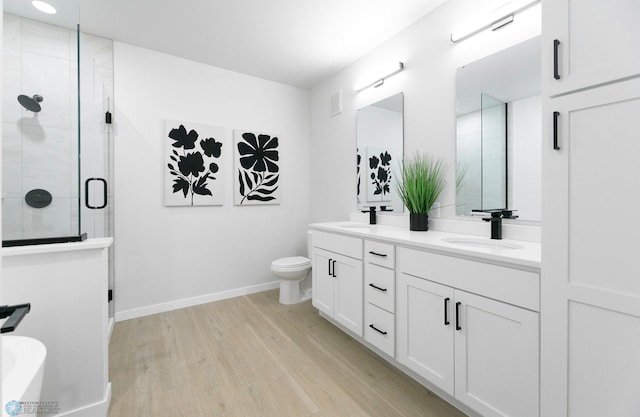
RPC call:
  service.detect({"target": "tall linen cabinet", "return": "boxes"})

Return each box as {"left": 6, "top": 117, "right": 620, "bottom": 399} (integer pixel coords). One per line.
{"left": 541, "top": 1, "right": 640, "bottom": 416}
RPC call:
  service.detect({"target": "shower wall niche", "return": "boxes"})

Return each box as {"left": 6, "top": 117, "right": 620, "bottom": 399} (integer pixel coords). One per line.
{"left": 2, "top": 13, "right": 114, "bottom": 245}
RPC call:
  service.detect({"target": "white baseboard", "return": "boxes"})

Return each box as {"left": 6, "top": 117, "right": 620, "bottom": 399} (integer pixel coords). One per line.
{"left": 114, "top": 281, "right": 280, "bottom": 322}
{"left": 55, "top": 382, "right": 111, "bottom": 417}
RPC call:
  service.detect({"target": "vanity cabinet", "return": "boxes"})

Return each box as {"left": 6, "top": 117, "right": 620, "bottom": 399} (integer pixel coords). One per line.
{"left": 312, "top": 231, "right": 364, "bottom": 337}
{"left": 397, "top": 247, "right": 539, "bottom": 417}
{"left": 542, "top": 0, "right": 640, "bottom": 97}
{"left": 309, "top": 224, "right": 541, "bottom": 417}
{"left": 363, "top": 240, "right": 395, "bottom": 357}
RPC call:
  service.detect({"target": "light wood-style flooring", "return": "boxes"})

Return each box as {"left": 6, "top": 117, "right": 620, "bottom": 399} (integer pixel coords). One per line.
{"left": 108, "top": 289, "right": 467, "bottom": 417}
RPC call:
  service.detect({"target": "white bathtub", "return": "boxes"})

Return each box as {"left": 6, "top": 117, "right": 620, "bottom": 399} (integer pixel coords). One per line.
{"left": 2, "top": 336, "right": 47, "bottom": 405}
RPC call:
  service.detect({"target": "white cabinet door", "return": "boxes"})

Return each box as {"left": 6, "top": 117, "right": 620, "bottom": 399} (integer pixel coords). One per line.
{"left": 454, "top": 290, "right": 539, "bottom": 417}
{"left": 333, "top": 253, "right": 363, "bottom": 336}
{"left": 542, "top": 79, "right": 640, "bottom": 417}
{"left": 312, "top": 248, "right": 334, "bottom": 317}
{"left": 542, "top": 0, "right": 640, "bottom": 96}
{"left": 397, "top": 273, "right": 455, "bottom": 396}
{"left": 312, "top": 247, "right": 363, "bottom": 337}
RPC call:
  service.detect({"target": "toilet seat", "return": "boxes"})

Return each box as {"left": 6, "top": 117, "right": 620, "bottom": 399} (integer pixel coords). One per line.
{"left": 271, "top": 256, "right": 311, "bottom": 269}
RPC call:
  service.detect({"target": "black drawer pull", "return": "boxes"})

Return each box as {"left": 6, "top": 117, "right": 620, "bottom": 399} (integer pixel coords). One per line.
{"left": 368, "top": 283, "right": 388, "bottom": 292}
{"left": 444, "top": 297, "right": 450, "bottom": 326}
{"left": 553, "top": 39, "right": 561, "bottom": 80}
{"left": 332, "top": 260, "right": 337, "bottom": 277}
{"left": 368, "top": 251, "right": 387, "bottom": 258}
{"left": 369, "top": 324, "right": 387, "bottom": 335}
{"left": 455, "top": 302, "right": 462, "bottom": 331}
{"left": 328, "top": 258, "right": 332, "bottom": 276}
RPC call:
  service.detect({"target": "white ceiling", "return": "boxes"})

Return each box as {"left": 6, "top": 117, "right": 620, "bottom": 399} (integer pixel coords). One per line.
{"left": 74, "top": 0, "right": 449, "bottom": 89}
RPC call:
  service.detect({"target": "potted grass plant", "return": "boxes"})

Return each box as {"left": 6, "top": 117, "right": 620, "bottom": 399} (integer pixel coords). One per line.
{"left": 396, "top": 152, "right": 447, "bottom": 231}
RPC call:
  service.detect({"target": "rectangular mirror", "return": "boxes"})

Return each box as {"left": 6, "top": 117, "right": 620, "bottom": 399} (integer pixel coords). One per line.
{"left": 356, "top": 93, "right": 404, "bottom": 212}
{"left": 455, "top": 36, "right": 541, "bottom": 221}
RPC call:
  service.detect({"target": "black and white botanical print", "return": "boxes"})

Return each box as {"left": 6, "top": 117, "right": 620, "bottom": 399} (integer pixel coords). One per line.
{"left": 164, "top": 120, "right": 225, "bottom": 206}
{"left": 367, "top": 147, "right": 392, "bottom": 202}
{"left": 234, "top": 130, "right": 280, "bottom": 205}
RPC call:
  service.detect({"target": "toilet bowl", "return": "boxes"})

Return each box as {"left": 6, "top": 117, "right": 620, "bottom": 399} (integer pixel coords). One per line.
{"left": 271, "top": 232, "right": 313, "bottom": 305}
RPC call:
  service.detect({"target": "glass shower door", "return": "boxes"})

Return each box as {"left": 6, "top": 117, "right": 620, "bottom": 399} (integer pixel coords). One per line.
{"left": 480, "top": 93, "right": 507, "bottom": 211}
{"left": 79, "top": 34, "right": 114, "bottom": 241}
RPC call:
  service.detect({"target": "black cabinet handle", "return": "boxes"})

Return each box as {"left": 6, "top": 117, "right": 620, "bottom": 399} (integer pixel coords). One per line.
{"left": 369, "top": 324, "right": 388, "bottom": 335}
{"left": 332, "top": 260, "right": 337, "bottom": 277}
{"left": 553, "top": 111, "right": 560, "bottom": 150}
{"left": 368, "top": 251, "right": 387, "bottom": 258}
{"left": 328, "top": 259, "right": 333, "bottom": 276}
{"left": 455, "top": 302, "right": 462, "bottom": 331}
{"left": 368, "top": 283, "right": 387, "bottom": 292}
{"left": 444, "top": 297, "right": 450, "bottom": 326}
{"left": 553, "top": 39, "right": 561, "bottom": 80}
{"left": 85, "top": 178, "right": 107, "bottom": 209}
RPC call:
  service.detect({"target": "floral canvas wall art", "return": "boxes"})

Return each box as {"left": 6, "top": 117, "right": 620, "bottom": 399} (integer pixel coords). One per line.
{"left": 165, "top": 120, "right": 225, "bottom": 206}
{"left": 234, "top": 130, "right": 280, "bottom": 205}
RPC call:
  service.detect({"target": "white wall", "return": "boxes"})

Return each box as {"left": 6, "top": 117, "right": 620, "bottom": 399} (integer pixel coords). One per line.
{"left": 309, "top": 0, "right": 541, "bottom": 223}
{"left": 113, "top": 42, "right": 310, "bottom": 319}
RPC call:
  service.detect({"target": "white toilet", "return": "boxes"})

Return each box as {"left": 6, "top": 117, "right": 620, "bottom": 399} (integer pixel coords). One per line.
{"left": 271, "top": 231, "right": 312, "bottom": 305}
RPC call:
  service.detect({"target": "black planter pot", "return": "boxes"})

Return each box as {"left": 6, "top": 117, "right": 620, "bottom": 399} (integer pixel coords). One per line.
{"left": 409, "top": 213, "right": 429, "bottom": 231}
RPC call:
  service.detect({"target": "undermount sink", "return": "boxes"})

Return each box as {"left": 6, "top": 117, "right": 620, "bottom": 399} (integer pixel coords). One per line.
{"left": 441, "top": 237, "right": 524, "bottom": 250}
{"left": 2, "top": 336, "right": 47, "bottom": 404}
{"left": 336, "top": 223, "right": 375, "bottom": 231}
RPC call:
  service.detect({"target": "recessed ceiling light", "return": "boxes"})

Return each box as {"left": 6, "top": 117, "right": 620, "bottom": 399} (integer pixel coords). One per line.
{"left": 32, "top": 1, "right": 57, "bottom": 14}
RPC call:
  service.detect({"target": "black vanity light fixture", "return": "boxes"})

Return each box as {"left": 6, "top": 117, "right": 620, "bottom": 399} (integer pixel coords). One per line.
{"left": 450, "top": 0, "right": 539, "bottom": 43}
{"left": 354, "top": 62, "right": 404, "bottom": 92}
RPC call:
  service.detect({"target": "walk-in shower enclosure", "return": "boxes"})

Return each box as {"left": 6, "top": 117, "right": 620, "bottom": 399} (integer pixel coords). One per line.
{"left": 2, "top": 1, "right": 114, "bottom": 247}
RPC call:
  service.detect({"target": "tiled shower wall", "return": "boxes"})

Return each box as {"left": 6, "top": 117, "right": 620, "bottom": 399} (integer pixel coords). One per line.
{"left": 2, "top": 13, "right": 79, "bottom": 240}
{"left": 2, "top": 13, "right": 114, "bottom": 241}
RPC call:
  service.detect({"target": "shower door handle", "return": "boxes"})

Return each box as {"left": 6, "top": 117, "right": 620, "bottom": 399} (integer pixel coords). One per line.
{"left": 85, "top": 178, "right": 107, "bottom": 209}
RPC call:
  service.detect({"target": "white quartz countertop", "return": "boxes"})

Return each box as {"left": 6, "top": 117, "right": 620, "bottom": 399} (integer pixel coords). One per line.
{"left": 2, "top": 237, "right": 113, "bottom": 257}
{"left": 309, "top": 222, "right": 540, "bottom": 270}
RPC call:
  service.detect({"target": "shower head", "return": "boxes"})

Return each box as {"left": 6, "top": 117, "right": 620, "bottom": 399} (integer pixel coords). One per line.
{"left": 17, "top": 94, "right": 43, "bottom": 112}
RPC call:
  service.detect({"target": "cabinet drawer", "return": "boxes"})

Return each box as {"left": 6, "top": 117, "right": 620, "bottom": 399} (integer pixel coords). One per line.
{"left": 365, "top": 303, "right": 395, "bottom": 357}
{"left": 365, "top": 263, "right": 395, "bottom": 313}
{"left": 313, "top": 231, "right": 363, "bottom": 260}
{"left": 397, "top": 247, "right": 540, "bottom": 311}
{"left": 365, "top": 240, "right": 395, "bottom": 268}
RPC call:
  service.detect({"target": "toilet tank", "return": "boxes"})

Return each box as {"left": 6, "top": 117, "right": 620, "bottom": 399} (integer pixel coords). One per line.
{"left": 306, "top": 230, "right": 313, "bottom": 258}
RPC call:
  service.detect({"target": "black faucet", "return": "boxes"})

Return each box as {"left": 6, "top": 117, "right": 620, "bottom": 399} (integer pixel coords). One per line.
{"left": 482, "top": 209, "right": 519, "bottom": 240}
{"left": 0, "top": 303, "right": 31, "bottom": 333}
{"left": 483, "top": 211, "right": 504, "bottom": 240}
{"left": 361, "top": 206, "right": 377, "bottom": 224}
